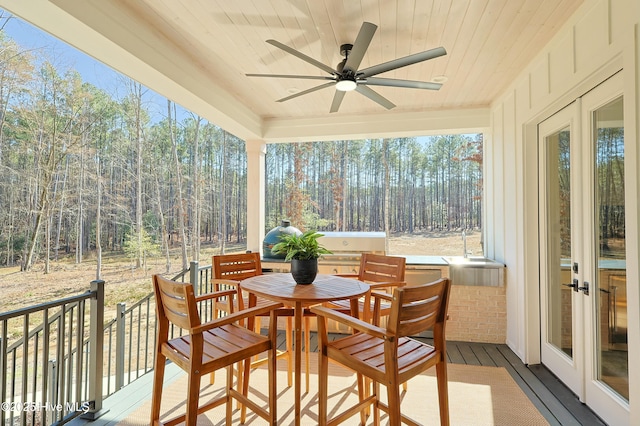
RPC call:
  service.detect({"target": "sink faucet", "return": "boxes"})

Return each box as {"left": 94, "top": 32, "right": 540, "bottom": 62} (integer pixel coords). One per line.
{"left": 462, "top": 230, "right": 469, "bottom": 258}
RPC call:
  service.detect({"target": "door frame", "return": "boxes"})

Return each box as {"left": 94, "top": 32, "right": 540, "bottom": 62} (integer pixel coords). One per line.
{"left": 533, "top": 72, "right": 632, "bottom": 425}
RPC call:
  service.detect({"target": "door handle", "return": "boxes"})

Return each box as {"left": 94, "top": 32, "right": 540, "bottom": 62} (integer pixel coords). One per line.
{"left": 562, "top": 279, "right": 579, "bottom": 292}
{"left": 577, "top": 281, "right": 589, "bottom": 295}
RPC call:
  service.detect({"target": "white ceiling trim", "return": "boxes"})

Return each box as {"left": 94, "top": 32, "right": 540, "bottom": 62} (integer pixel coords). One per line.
{"left": 262, "top": 108, "right": 490, "bottom": 142}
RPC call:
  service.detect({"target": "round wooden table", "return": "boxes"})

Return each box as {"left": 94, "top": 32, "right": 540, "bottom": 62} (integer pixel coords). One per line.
{"left": 241, "top": 273, "right": 369, "bottom": 426}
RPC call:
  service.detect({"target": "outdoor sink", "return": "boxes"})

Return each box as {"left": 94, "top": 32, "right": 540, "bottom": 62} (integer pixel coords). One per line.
{"left": 442, "top": 256, "right": 505, "bottom": 286}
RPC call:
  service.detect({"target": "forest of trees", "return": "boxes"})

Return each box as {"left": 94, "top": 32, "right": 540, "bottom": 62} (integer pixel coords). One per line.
{"left": 0, "top": 30, "right": 483, "bottom": 274}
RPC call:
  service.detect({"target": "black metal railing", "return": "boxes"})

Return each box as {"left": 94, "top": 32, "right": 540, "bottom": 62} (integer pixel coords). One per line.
{"left": 100, "top": 261, "right": 214, "bottom": 397}
{"left": 0, "top": 261, "right": 216, "bottom": 426}
{"left": 0, "top": 281, "right": 105, "bottom": 426}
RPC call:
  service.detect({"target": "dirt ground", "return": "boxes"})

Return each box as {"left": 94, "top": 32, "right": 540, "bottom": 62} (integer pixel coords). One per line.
{"left": 0, "top": 230, "right": 482, "bottom": 315}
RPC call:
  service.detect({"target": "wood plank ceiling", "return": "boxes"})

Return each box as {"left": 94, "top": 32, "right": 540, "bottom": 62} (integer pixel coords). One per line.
{"left": 11, "top": 0, "right": 584, "bottom": 138}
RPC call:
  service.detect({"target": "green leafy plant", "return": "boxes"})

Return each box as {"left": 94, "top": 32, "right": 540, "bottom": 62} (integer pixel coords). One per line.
{"left": 270, "top": 230, "right": 332, "bottom": 261}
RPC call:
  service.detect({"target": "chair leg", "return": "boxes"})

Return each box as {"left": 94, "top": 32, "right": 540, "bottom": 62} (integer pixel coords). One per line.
{"left": 317, "top": 343, "right": 329, "bottom": 425}
{"left": 150, "top": 353, "right": 166, "bottom": 425}
{"left": 227, "top": 364, "right": 235, "bottom": 426}
{"left": 357, "top": 372, "right": 367, "bottom": 425}
{"left": 268, "top": 328, "right": 278, "bottom": 425}
{"left": 386, "top": 379, "right": 402, "bottom": 426}
{"left": 372, "top": 381, "right": 381, "bottom": 426}
{"left": 436, "top": 361, "right": 450, "bottom": 426}
{"left": 286, "top": 316, "right": 293, "bottom": 387}
{"left": 236, "top": 361, "right": 243, "bottom": 409}
{"left": 364, "top": 377, "right": 372, "bottom": 416}
{"left": 304, "top": 316, "right": 311, "bottom": 393}
{"left": 186, "top": 371, "right": 201, "bottom": 426}
{"left": 240, "top": 358, "right": 251, "bottom": 423}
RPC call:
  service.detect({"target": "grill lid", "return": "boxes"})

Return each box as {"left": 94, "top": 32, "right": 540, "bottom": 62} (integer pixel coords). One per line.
{"left": 317, "top": 232, "right": 386, "bottom": 254}
{"left": 263, "top": 220, "right": 302, "bottom": 259}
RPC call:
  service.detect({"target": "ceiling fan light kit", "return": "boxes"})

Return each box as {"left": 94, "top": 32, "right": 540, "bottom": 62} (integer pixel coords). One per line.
{"left": 247, "top": 22, "right": 447, "bottom": 113}
{"left": 335, "top": 79, "right": 357, "bottom": 92}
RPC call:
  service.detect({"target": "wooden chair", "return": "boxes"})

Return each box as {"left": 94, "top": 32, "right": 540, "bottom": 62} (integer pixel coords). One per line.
{"left": 311, "top": 278, "right": 451, "bottom": 426}
{"left": 211, "top": 252, "right": 293, "bottom": 387}
{"left": 150, "top": 274, "right": 282, "bottom": 425}
{"left": 329, "top": 253, "right": 406, "bottom": 324}
{"left": 327, "top": 253, "right": 408, "bottom": 398}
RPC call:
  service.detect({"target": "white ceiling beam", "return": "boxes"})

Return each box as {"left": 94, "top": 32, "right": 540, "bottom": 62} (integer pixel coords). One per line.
{"left": 261, "top": 108, "right": 490, "bottom": 142}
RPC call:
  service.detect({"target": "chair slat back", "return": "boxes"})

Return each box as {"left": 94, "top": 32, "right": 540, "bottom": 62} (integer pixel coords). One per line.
{"left": 386, "top": 278, "right": 450, "bottom": 338}
{"left": 358, "top": 253, "right": 406, "bottom": 283}
{"left": 213, "top": 252, "right": 262, "bottom": 281}
{"left": 153, "top": 274, "right": 201, "bottom": 331}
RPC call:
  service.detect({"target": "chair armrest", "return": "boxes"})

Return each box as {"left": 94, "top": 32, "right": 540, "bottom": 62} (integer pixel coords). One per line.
{"left": 310, "top": 305, "right": 388, "bottom": 339}
{"left": 195, "top": 289, "right": 237, "bottom": 303}
{"left": 193, "top": 302, "right": 284, "bottom": 333}
{"left": 335, "top": 273, "right": 359, "bottom": 278}
{"left": 211, "top": 278, "right": 241, "bottom": 288}
{"left": 371, "top": 291, "right": 393, "bottom": 302}
{"left": 367, "top": 280, "right": 406, "bottom": 290}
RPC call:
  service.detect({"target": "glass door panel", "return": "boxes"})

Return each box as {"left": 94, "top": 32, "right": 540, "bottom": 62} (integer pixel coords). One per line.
{"left": 593, "top": 96, "right": 628, "bottom": 400}
{"left": 545, "top": 125, "right": 573, "bottom": 357}
{"left": 539, "top": 104, "right": 582, "bottom": 395}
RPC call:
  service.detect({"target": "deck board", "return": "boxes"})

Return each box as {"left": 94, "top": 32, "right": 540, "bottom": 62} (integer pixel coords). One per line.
{"left": 70, "top": 332, "right": 608, "bottom": 426}
{"left": 466, "top": 341, "right": 498, "bottom": 366}
{"left": 528, "top": 364, "right": 607, "bottom": 426}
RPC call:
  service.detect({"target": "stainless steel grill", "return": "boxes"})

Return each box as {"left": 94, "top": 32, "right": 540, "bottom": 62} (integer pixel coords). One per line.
{"left": 317, "top": 231, "right": 386, "bottom": 255}
{"left": 317, "top": 232, "right": 386, "bottom": 275}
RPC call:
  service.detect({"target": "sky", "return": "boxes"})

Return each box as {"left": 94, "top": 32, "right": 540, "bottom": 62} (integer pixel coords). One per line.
{"left": 1, "top": 11, "right": 185, "bottom": 123}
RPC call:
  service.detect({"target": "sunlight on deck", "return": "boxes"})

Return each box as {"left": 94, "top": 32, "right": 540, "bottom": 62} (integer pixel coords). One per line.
{"left": 112, "top": 353, "right": 548, "bottom": 425}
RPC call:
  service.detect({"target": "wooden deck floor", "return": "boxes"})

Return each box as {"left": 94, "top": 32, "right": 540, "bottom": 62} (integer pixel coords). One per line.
{"left": 302, "top": 332, "right": 606, "bottom": 426}
{"left": 71, "top": 332, "right": 607, "bottom": 426}
{"left": 442, "top": 341, "right": 606, "bottom": 426}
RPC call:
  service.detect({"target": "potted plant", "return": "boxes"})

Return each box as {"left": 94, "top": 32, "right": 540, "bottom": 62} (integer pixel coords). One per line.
{"left": 271, "top": 230, "right": 332, "bottom": 284}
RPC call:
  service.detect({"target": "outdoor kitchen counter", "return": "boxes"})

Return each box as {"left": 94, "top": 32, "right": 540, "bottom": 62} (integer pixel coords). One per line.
{"left": 261, "top": 254, "right": 507, "bottom": 344}
{"left": 263, "top": 254, "right": 506, "bottom": 286}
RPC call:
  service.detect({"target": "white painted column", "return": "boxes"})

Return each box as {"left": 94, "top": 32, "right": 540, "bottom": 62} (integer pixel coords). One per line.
{"left": 245, "top": 140, "right": 266, "bottom": 254}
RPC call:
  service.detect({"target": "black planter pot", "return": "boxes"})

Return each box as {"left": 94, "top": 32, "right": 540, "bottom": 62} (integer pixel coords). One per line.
{"left": 290, "top": 258, "right": 318, "bottom": 285}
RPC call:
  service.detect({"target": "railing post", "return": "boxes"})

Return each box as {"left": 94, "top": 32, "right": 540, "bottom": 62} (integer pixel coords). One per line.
{"left": 47, "top": 360, "right": 57, "bottom": 425}
{"left": 115, "top": 303, "right": 126, "bottom": 390}
{"left": 82, "top": 280, "right": 108, "bottom": 420}
{"left": 189, "top": 260, "right": 199, "bottom": 293}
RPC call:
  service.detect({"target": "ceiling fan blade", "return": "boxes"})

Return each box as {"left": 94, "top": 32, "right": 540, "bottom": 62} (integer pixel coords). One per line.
{"left": 355, "top": 85, "right": 396, "bottom": 110}
{"left": 362, "top": 77, "right": 443, "bottom": 90}
{"left": 266, "top": 39, "right": 336, "bottom": 75}
{"left": 276, "top": 82, "right": 335, "bottom": 102}
{"left": 246, "top": 73, "right": 334, "bottom": 81}
{"left": 329, "top": 90, "right": 346, "bottom": 113}
{"left": 344, "top": 22, "right": 377, "bottom": 72}
{"left": 358, "top": 47, "right": 447, "bottom": 78}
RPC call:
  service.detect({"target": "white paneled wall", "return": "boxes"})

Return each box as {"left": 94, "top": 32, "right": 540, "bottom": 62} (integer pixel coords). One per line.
{"left": 486, "top": 0, "right": 638, "bottom": 370}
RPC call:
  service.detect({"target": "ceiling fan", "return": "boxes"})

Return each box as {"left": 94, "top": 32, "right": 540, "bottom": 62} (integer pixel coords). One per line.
{"left": 246, "top": 22, "right": 447, "bottom": 113}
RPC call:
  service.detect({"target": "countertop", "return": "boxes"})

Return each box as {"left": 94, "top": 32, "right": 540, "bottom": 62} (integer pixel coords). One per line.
{"left": 263, "top": 255, "right": 503, "bottom": 268}
{"left": 402, "top": 255, "right": 449, "bottom": 266}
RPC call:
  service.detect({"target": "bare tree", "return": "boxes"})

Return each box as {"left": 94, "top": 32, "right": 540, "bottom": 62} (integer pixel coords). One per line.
{"left": 168, "top": 100, "right": 188, "bottom": 270}
{"left": 190, "top": 116, "right": 202, "bottom": 261}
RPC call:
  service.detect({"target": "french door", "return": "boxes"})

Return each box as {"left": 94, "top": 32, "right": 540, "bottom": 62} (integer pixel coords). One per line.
{"left": 539, "top": 73, "right": 629, "bottom": 425}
